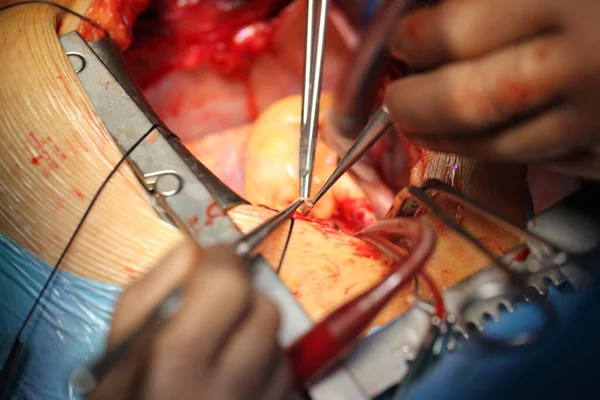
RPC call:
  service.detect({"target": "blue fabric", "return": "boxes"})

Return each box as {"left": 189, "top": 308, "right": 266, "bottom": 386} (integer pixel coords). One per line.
{"left": 376, "top": 275, "right": 600, "bottom": 400}
{"left": 2, "top": 232, "right": 600, "bottom": 400}
{"left": 0, "top": 233, "right": 121, "bottom": 400}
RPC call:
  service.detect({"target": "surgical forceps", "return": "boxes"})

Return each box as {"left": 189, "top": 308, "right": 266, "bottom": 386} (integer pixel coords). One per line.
{"left": 70, "top": 198, "right": 304, "bottom": 394}
{"left": 299, "top": 0, "right": 330, "bottom": 200}
{"left": 309, "top": 104, "right": 392, "bottom": 206}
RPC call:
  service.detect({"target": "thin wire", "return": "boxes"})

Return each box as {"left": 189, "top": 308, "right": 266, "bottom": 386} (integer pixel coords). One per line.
{"left": 276, "top": 219, "right": 295, "bottom": 274}
{"left": 0, "top": 1, "right": 109, "bottom": 37}
{"left": 0, "top": 126, "right": 157, "bottom": 394}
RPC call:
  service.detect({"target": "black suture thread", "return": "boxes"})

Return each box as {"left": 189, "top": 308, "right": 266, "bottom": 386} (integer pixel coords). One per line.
{"left": 0, "top": 126, "right": 157, "bottom": 395}
{"left": 0, "top": 4, "right": 112, "bottom": 392}
{"left": 276, "top": 219, "right": 295, "bottom": 275}
{"left": 0, "top": 1, "right": 109, "bottom": 37}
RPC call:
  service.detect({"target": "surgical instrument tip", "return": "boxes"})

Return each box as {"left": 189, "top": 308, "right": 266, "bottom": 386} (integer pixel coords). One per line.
{"left": 299, "top": 0, "right": 330, "bottom": 200}
{"left": 310, "top": 105, "right": 392, "bottom": 206}
{"left": 236, "top": 198, "right": 304, "bottom": 258}
{"left": 297, "top": 198, "right": 315, "bottom": 216}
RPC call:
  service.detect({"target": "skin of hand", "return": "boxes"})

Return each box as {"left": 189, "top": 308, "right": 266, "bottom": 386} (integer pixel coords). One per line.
{"left": 89, "top": 240, "right": 295, "bottom": 400}
{"left": 385, "top": 0, "right": 600, "bottom": 180}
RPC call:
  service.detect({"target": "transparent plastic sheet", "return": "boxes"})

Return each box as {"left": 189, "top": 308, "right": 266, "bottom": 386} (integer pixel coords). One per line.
{"left": 0, "top": 233, "right": 120, "bottom": 400}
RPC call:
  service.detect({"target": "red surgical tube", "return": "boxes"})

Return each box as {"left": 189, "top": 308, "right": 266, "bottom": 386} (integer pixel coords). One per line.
{"left": 287, "top": 218, "right": 441, "bottom": 385}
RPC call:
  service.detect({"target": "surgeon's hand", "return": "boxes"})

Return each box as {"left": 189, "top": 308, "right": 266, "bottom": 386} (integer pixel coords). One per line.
{"left": 385, "top": 0, "right": 600, "bottom": 179}
{"left": 90, "top": 240, "right": 294, "bottom": 400}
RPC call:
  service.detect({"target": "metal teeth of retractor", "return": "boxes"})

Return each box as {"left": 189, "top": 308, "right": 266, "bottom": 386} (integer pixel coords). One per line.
{"left": 452, "top": 268, "right": 568, "bottom": 342}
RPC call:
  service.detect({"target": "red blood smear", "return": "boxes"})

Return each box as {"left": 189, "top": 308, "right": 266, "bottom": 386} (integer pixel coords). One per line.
{"left": 78, "top": 0, "right": 152, "bottom": 50}
{"left": 73, "top": 190, "right": 85, "bottom": 200}
{"left": 124, "top": 1, "right": 286, "bottom": 88}
{"left": 124, "top": 266, "right": 136, "bottom": 280}
{"left": 329, "top": 197, "right": 376, "bottom": 234}
{"left": 512, "top": 246, "right": 531, "bottom": 262}
{"left": 498, "top": 76, "right": 531, "bottom": 107}
{"left": 187, "top": 216, "right": 199, "bottom": 227}
{"left": 28, "top": 133, "right": 41, "bottom": 148}
{"left": 288, "top": 324, "right": 340, "bottom": 385}
{"left": 352, "top": 241, "right": 383, "bottom": 260}
{"left": 535, "top": 46, "right": 549, "bottom": 60}
{"left": 204, "top": 201, "right": 224, "bottom": 227}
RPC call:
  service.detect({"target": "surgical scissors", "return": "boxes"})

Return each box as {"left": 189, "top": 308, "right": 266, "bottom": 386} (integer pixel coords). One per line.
{"left": 299, "top": 0, "right": 330, "bottom": 200}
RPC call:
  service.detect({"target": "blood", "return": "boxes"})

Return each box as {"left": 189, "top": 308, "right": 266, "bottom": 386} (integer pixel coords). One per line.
{"left": 31, "top": 156, "right": 42, "bottom": 166}
{"left": 344, "top": 283, "right": 358, "bottom": 295}
{"left": 351, "top": 241, "right": 384, "bottom": 260}
{"left": 121, "top": 1, "right": 282, "bottom": 86}
{"left": 405, "top": 20, "right": 421, "bottom": 45}
{"left": 535, "top": 45, "right": 549, "bottom": 60}
{"left": 204, "top": 201, "right": 224, "bottom": 227}
{"left": 244, "top": 79, "right": 260, "bottom": 121}
{"left": 511, "top": 246, "right": 531, "bottom": 262}
{"left": 124, "top": 266, "right": 136, "bottom": 280}
{"left": 291, "top": 211, "right": 339, "bottom": 235}
{"left": 78, "top": 0, "right": 152, "bottom": 50}
{"left": 28, "top": 132, "right": 41, "bottom": 148}
{"left": 329, "top": 197, "right": 376, "bottom": 234}
{"left": 93, "top": 0, "right": 290, "bottom": 123}
{"left": 73, "top": 189, "right": 85, "bottom": 200}
{"left": 498, "top": 76, "right": 532, "bottom": 107}
{"left": 27, "top": 133, "right": 71, "bottom": 174}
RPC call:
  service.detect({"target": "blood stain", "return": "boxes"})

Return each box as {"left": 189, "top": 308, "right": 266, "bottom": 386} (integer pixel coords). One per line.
{"left": 124, "top": 266, "right": 136, "bottom": 280}
{"left": 535, "top": 46, "right": 549, "bottom": 60}
{"left": 205, "top": 202, "right": 224, "bottom": 227}
{"left": 352, "top": 241, "right": 383, "bottom": 260}
{"left": 28, "top": 132, "right": 41, "bottom": 149}
{"left": 187, "top": 215, "right": 201, "bottom": 238}
{"left": 405, "top": 21, "right": 421, "bottom": 44}
{"left": 73, "top": 190, "right": 85, "bottom": 200}
{"left": 498, "top": 76, "right": 531, "bottom": 106}
{"left": 31, "top": 156, "right": 42, "bottom": 166}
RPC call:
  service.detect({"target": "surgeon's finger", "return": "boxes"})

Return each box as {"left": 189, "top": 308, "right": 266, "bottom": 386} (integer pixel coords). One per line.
{"left": 108, "top": 239, "right": 200, "bottom": 345}
{"left": 154, "top": 245, "right": 252, "bottom": 369}
{"left": 391, "top": 0, "right": 559, "bottom": 68}
{"left": 412, "top": 104, "right": 593, "bottom": 163}
{"left": 218, "top": 292, "right": 282, "bottom": 397}
{"left": 386, "top": 34, "right": 573, "bottom": 137}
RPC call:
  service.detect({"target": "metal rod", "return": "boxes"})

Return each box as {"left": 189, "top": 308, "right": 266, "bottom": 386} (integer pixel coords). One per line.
{"left": 310, "top": 105, "right": 391, "bottom": 206}
{"left": 236, "top": 198, "right": 303, "bottom": 258}
{"left": 299, "top": 0, "right": 330, "bottom": 199}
